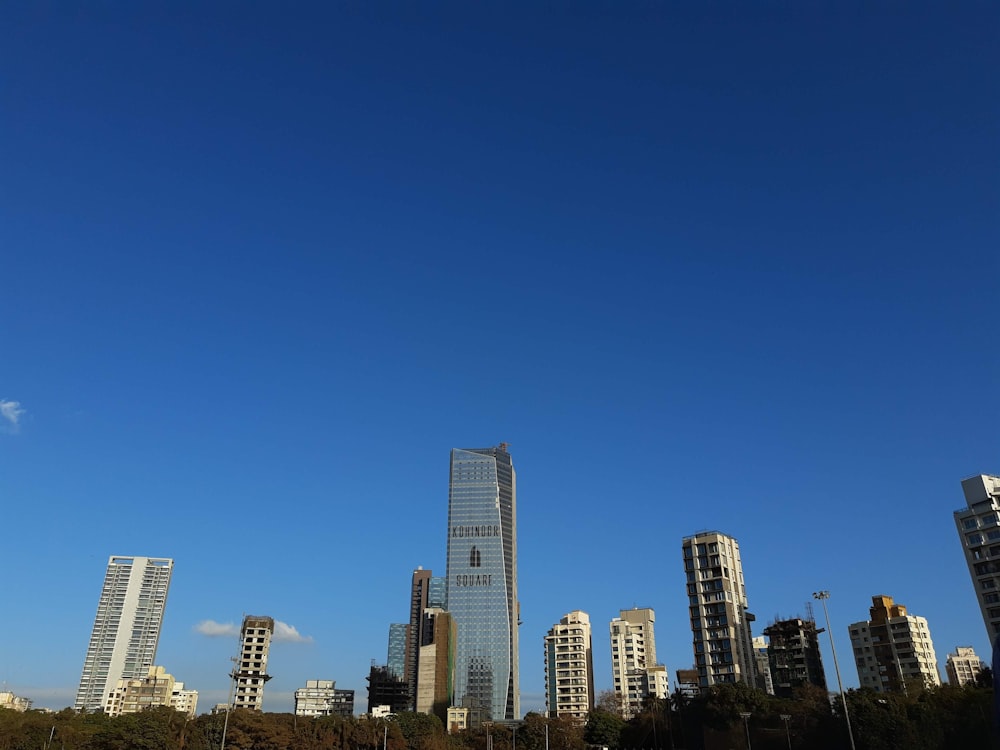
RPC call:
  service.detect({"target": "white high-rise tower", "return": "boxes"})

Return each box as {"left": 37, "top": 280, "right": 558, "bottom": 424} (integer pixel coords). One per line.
{"left": 75, "top": 556, "right": 173, "bottom": 711}
{"left": 954, "top": 474, "right": 1000, "bottom": 639}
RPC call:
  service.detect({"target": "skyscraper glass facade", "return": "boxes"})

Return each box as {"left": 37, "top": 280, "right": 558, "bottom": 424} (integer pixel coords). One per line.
{"left": 388, "top": 623, "right": 408, "bottom": 679}
{"left": 446, "top": 446, "right": 519, "bottom": 721}
{"left": 428, "top": 576, "right": 447, "bottom": 610}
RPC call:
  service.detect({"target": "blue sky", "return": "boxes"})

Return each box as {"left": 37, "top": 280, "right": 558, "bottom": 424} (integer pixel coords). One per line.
{"left": 2, "top": 4, "right": 997, "bottom": 713}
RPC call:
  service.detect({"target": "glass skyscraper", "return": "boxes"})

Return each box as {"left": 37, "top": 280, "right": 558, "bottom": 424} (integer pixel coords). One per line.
{"left": 388, "top": 622, "right": 408, "bottom": 679}
{"left": 446, "top": 446, "right": 519, "bottom": 721}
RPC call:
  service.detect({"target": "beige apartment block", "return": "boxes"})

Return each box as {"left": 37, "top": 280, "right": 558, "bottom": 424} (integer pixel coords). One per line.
{"left": 447, "top": 706, "right": 469, "bottom": 733}
{"left": 682, "top": 531, "right": 756, "bottom": 690}
{"left": 544, "top": 610, "right": 595, "bottom": 723}
{"left": 609, "top": 607, "right": 668, "bottom": 718}
{"left": 849, "top": 595, "right": 941, "bottom": 692}
{"left": 945, "top": 646, "right": 984, "bottom": 686}
{"left": 104, "top": 666, "right": 197, "bottom": 718}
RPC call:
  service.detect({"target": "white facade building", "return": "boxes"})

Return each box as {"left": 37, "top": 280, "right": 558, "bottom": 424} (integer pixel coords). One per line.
{"left": 544, "top": 610, "right": 594, "bottom": 722}
{"left": 682, "top": 531, "right": 756, "bottom": 689}
{"left": 171, "top": 683, "right": 199, "bottom": 717}
{"left": 849, "top": 595, "right": 940, "bottom": 692}
{"left": 75, "top": 556, "right": 174, "bottom": 711}
{"left": 945, "top": 646, "right": 984, "bottom": 686}
{"left": 954, "top": 474, "right": 1000, "bottom": 640}
{"left": 609, "top": 608, "right": 668, "bottom": 718}
{"left": 294, "top": 679, "right": 354, "bottom": 716}
{"left": 0, "top": 692, "right": 31, "bottom": 712}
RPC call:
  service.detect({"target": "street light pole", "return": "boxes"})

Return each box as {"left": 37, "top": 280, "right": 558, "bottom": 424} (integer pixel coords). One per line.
{"left": 813, "top": 590, "right": 857, "bottom": 750}
{"left": 739, "top": 712, "right": 752, "bottom": 750}
{"left": 779, "top": 714, "right": 791, "bottom": 750}
{"left": 220, "top": 655, "right": 238, "bottom": 750}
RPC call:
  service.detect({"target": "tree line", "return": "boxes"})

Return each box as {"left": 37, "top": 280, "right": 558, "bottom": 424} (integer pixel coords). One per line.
{"left": 0, "top": 680, "right": 994, "bottom": 750}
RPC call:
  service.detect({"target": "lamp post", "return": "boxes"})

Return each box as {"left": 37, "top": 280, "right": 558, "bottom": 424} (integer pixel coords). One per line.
{"left": 813, "top": 590, "right": 857, "bottom": 750}
{"left": 739, "top": 712, "right": 752, "bottom": 750}
{"left": 779, "top": 714, "right": 791, "bottom": 750}
{"left": 220, "top": 655, "right": 238, "bottom": 750}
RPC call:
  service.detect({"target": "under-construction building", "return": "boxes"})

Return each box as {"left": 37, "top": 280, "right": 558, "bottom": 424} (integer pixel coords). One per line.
{"left": 233, "top": 615, "right": 274, "bottom": 710}
{"left": 761, "top": 617, "right": 827, "bottom": 698}
{"left": 366, "top": 662, "right": 410, "bottom": 714}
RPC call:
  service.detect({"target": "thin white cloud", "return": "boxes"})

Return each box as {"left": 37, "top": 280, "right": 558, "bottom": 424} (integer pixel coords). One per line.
{"left": 273, "top": 621, "right": 313, "bottom": 643}
{"left": 194, "top": 620, "right": 239, "bottom": 637}
{"left": 194, "top": 618, "right": 312, "bottom": 643}
{"left": 0, "top": 400, "right": 25, "bottom": 433}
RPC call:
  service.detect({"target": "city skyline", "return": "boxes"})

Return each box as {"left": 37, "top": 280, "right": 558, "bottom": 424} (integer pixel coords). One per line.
{"left": 46, "top": 474, "right": 999, "bottom": 716}
{"left": 2, "top": 4, "right": 996, "bottom": 715}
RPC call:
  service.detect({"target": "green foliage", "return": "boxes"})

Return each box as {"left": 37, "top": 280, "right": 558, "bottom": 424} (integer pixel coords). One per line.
{"left": 701, "top": 681, "right": 771, "bottom": 730}
{"left": 514, "top": 712, "right": 553, "bottom": 750}
{"left": 583, "top": 708, "right": 624, "bottom": 749}
{"left": 0, "top": 686, "right": 992, "bottom": 750}
{"left": 395, "top": 711, "right": 447, "bottom": 750}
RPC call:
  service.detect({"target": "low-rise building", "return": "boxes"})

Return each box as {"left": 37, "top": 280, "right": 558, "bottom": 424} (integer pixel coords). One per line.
{"left": 447, "top": 706, "right": 469, "bottom": 733}
{"left": 171, "top": 683, "right": 198, "bottom": 717}
{"left": 674, "top": 669, "right": 700, "bottom": 699}
{"left": 945, "top": 646, "right": 984, "bottom": 686}
{"left": 104, "top": 666, "right": 198, "bottom": 718}
{"left": 294, "top": 680, "right": 355, "bottom": 717}
{"left": 0, "top": 692, "right": 31, "bottom": 712}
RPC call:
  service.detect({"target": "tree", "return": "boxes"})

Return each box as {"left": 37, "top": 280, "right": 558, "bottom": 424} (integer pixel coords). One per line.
{"left": 584, "top": 709, "right": 624, "bottom": 749}
{"left": 701, "top": 682, "right": 769, "bottom": 731}
{"left": 595, "top": 691, "right": 623, "bottom": 716}
{"left": 395, "top": 711, "right": 447, "bottom": 750}
{"left": 88, "top": 708, "right": 182, "bottom": 750}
